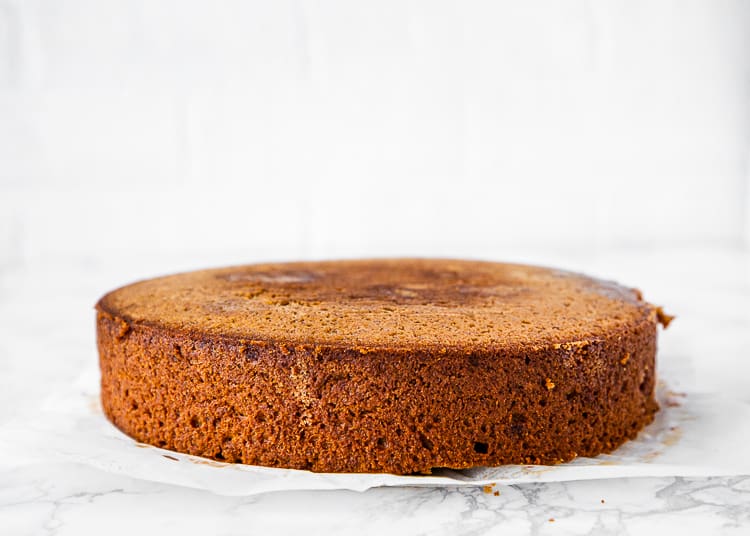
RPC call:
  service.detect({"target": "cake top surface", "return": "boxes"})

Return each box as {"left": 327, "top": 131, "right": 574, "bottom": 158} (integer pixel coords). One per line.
{"left": 96, "top": 259, "right": 656, "bottom": 351}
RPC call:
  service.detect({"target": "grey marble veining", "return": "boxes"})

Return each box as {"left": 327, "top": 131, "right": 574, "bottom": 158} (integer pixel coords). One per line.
{"left": 1, "top": 247, "right": 749, "bottom": 535}
{"left": 1, "top": 462, "right": 749, "bottom": 535}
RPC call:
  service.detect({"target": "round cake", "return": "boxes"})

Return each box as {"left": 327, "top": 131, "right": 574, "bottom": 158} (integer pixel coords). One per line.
{"left": 96, "top": 259, "right": 671, "bottom": 474}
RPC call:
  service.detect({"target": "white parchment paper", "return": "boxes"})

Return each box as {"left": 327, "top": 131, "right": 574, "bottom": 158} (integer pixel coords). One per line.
{"left": 2, "top": 366, "right": 749, "bottom": 496}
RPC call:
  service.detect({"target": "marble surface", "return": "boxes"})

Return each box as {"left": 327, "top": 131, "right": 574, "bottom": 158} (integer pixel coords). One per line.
{"left": 1, "top": 246, "right": 748, "bottom": 535}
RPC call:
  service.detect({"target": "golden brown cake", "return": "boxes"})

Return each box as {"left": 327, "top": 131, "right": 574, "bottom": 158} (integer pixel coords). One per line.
{"left": 96, "top": 259, "right": 670, "bottom": 474}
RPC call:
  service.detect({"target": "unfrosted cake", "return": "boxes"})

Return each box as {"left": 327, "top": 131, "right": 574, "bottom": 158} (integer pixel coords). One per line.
{"left": 96, "top": 259, "right": 671, "bottom": 474}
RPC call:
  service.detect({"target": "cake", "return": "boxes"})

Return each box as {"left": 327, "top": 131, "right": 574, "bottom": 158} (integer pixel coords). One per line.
{"left": 96, "top": 259, "right": 671, "bottom": 474}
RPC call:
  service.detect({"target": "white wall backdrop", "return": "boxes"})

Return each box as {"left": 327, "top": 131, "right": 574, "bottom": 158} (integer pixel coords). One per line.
{"left": 1, "top": 0, "right": 749, "bottom": 269}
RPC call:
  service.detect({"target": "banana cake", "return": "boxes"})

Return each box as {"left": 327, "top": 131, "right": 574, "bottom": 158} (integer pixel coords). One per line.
{"left": 96, "top": 259, "right": 671, "bottom": 474}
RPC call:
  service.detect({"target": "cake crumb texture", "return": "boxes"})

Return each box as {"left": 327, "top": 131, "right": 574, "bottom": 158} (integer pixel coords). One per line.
{"left": 96, "top": 259, "right": 663, "bottom": 474}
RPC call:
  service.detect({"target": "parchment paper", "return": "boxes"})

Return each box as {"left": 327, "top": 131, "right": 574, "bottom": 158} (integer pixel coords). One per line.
{"left": 2, "top": 366, "right": 749, "bottom": 496}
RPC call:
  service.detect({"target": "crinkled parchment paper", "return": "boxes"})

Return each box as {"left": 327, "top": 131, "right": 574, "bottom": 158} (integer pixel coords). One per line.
{"left": 1, "top": 366, "right": 749, "bottom": 496}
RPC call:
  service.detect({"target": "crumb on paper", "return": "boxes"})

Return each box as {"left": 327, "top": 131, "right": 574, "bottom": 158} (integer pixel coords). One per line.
{"left": 545, "top": 378, "right": 555, "bottom": 390}
{"left": 549, "top": 518, "right": 555, "bottom": 522}
{"left": 483, "top": 485, "right": 493, "bottom": 494}
{"left": 601, "top": 499, "right": 605, "bottom": 504}
{"left": 494, "top": 491, "right": 500, "bottom": 496}
{"left": 665, "top": 390, "right": 687, "bottom": 407}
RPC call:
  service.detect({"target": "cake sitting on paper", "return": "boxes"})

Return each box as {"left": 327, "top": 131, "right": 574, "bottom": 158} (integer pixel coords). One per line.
{"left": 96, "top": 259, "right": 671, "bottom": 474}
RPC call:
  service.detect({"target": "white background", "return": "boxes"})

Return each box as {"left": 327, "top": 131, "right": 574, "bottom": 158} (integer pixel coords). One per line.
{"left": 1, "top": 0, "right": 749, "bottom": 271}
{"left": 1, "top": 3, "right": 750, "bottom": 535}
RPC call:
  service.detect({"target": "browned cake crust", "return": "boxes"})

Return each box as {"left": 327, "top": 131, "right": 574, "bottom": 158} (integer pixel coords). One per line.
{"left": 96, "top": 259, "right": 668, "bottom": 474}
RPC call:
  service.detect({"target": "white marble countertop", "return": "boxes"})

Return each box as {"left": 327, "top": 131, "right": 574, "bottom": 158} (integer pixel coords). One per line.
{"left": 1, "top": 246, "right": 749, "bottom": 535}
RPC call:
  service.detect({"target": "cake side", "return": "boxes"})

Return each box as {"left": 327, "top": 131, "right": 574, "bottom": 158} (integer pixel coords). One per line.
{"left": 97, "top": 307, "right": 660, "bottom": 474}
